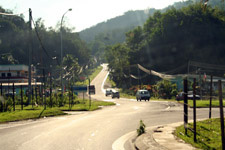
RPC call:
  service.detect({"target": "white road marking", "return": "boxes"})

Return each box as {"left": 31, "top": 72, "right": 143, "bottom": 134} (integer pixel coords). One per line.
{"left": 101, "top": 71, "right": 109, "bottom": 94}
{"left": 166, "top": 106, "right": 171, "bottom": 110}
{"left": 116, "top": 103, "right": 121, "bottom": 106}
{"left": 103, "top": 99, "right": 115, "bottom": 102}
{"left": 133, "top": 106, "right": 140, "bottom": 110}
{"left": 91, "top": 133, "right": 95, "bottom": 137}
{"left": 91, "top": 130, "right": 99, "bottom": 137}
{"left": 130, "top": 99, "right": 136, "bottom": 101}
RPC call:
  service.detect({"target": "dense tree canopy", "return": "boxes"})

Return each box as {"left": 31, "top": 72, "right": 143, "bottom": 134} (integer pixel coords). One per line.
{"left": 0, "top": 6, "right": 91, "bottom": 80}
{"left": 105, "top": 3, "right": 225, "bottom": 87}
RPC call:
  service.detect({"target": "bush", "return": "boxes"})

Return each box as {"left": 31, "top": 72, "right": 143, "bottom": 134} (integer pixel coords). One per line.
{"left": 137, "top": 120, "right": 146, "bottom": 136}
{"left": 155, "top": 80, "right": 178, "bottom": 99}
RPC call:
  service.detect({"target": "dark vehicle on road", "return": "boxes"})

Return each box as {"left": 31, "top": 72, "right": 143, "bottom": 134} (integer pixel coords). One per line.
{"left": 136, "top": 90, "right": 150, "bottom": 101}
{"left": 112, "top": 90, "right": 120, "bottom": 99}
{"left": 176, "top": 91, "right": 201, "bottom": 100}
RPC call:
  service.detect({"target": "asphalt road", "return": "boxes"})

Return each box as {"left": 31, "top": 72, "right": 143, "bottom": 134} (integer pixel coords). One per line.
{"left": 0, "top": 64, "right": 221, "bottom": 150}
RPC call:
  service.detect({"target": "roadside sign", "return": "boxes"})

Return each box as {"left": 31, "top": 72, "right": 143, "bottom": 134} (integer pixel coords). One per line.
{"left": 80, "top": 76, "right": 86, "bottom": 81}
{"left": 72, "top": 86, "right": 87, "bottom": 92}
{"left": 88, "top": 85, "right": 95, "bottom": 95}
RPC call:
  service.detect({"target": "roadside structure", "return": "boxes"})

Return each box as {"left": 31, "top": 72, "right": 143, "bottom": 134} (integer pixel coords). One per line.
{"left": 0, "top": 64, "right": 36, "bottom": 83}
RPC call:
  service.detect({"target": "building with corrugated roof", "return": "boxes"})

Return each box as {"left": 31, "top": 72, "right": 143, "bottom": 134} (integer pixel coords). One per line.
{"left": 0, "top": 64, "right": 35, "bottom": 83}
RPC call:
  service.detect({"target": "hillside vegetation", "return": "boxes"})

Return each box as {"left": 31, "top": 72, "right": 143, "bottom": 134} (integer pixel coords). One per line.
{"left": 104, "top": 3, "right": 225, "bottom": 87}
{"left": 0, "top": 6, "right": 92, "bottom": 76}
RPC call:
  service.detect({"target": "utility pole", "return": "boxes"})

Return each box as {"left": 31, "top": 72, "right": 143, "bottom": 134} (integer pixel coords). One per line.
{"left": 28, "top": 8, "right": 32, "bottom": 105}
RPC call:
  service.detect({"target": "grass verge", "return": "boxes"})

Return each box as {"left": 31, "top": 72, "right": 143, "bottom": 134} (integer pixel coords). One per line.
{"left": 59, "top": 99, "right": 115, "bottom": 111}
{"left": 178, "top": 99, "right": 225, "bottom": 108}
{"left": 0, "top": 99, "right": 115, "bottom": 123}
{"left": 174, "top": 118, "right": 223, "bottom": 149}
{"left": 76, "top": 66, "right": 103, "bottom": 85}
{"left": 0, "top": 107, "right": 66, "bottom": 123}
{"left": 119, "top": 92, "right": 136, "bottom": 99}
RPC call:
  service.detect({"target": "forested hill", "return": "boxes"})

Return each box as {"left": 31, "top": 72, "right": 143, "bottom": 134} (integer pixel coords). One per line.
{"left": 105, "top": 2, "right": 225, "bottom": 87}
{"left": 79, "top": 0, "right": 225, "bottom": 45}
{"left": 78, "top": 0, "right": 196, "bottom": 44}
{"left": 79, "top": 9, "right": 156, "bottom": 44}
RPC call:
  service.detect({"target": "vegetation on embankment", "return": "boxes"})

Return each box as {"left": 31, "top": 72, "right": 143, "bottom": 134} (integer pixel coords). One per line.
{"left": 0, "top": 107, "right": 66, "bottom": 123}
{"left": 76, "top": 65, "right": 103, "bottom": 85}
{"left": 178, "top": 99, "right": 225, "bottom": 108}
{"left": 59, "top": 99, "right": 115, "bottom": 111}
{"left": 175, "top": 118, "right": 223, "bottom": 150}
{"left": 0, "top": 99, "right": 115, "bottom": 123}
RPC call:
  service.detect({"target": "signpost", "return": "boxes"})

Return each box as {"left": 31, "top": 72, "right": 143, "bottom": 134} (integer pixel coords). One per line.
{"left": 72, "top": 86, "right": 88, "bottom": 100}
{"left": 72, "top": 86, "right": 87, "bottom": 92}
{"left": 88, "top": 85, "right": 95, "bottom": 95}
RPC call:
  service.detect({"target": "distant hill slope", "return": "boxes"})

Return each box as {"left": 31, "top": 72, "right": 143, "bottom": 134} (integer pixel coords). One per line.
{"left": 79, "top": 9, "right": 156, "bottom": 44}
{"left": 79, "top": 0, "right": 225, "bottom": 45}
{"left": 78, "top": 0, "right": 225, "bottom": 64}
{"left": 78, "top": 0, "right": 197, "bottom": 44}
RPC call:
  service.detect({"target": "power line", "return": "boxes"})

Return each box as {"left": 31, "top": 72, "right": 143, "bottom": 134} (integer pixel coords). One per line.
{"left": 189, "top": 61, "right": 225, "bottom": 71}
{"left": 31, "top": 17, "right": 59, "bottom": 65}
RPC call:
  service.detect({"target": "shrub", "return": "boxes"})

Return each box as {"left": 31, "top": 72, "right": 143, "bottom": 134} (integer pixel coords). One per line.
{"left": 155, "top": 80, "right": 178, "bottom": 99}
{"left": 137, "top": 120, "right": 146, "bottom": 136}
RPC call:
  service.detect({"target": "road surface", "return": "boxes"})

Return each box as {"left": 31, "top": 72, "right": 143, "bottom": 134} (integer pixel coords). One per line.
{"left": 0, "top": 64, "right": 221, "bottom": 150}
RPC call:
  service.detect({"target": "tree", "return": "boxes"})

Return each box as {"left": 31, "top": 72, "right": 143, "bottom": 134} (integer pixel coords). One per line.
{"left": 62, "top": 54, "right": 80, "bottom": 82}
{"left": 105, "top": 44, "right": 130, "bottom": 87}
{"left": 156, "top": 80, "right": 178, "bottom": 99}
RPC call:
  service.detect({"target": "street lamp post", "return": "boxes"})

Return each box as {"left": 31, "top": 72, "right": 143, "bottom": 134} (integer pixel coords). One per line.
{"left": 60, "top": 8, "right": 72, "bottom": 97}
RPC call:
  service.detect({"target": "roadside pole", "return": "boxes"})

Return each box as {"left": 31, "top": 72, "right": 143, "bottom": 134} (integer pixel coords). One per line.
{"left": 13, "top": 83, "right": 15, "bottom": 111}
{"left": 209, "top": 75, "right": 213, "bottom": 119}
{"left": 1, "top": 83, "right": 2, "bottom": 96}
{"left": 21, "top": 85, "right": 23, "bottom": 110}
{"left": 138, "top": 65, "right": 141, "bottom": 89}
{"left": 218, "top": 80, "right": 225, "bottom": 150}
{"left": 71, "top": 86, "right": 74, "bottom": 107}
{"left": 32, "top": 86, "right": 34, "bottom": 108}
{"left": 183, "top": 78, "right": 188, "bottom": 135}
{"left": 28, "top": 8, "right": 32, "bottom": 105}
{"left": 193, "top": 78, "right": 197, "bottom": 142}
{"left": 89, "top": 78, "right": 91, "bottom": 109}
{"left": 68, "top": 81, "right": 71, "bottom": 110}
{"left": 50, "top": 72, "right": 52, "bottom": 108}
{"left": 43, "top": 69, "right": 46, "bottom": 109}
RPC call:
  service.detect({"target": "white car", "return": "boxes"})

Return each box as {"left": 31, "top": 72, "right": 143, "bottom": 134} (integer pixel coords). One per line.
{"left": 136, "top": 90, "right": 150, "bottom": 101}
{"left": 105, "top": 89, "right": 113, "bottom": 96}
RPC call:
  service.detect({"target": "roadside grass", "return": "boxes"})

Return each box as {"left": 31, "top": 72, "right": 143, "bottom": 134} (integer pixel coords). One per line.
{"left": 59, "top": 99, "right": 115, "bottom": 111}
{"left": 0, "top": 107, "right": 66, "bottom": 123}
{"left": 0, "top": 99, "right": 115, "bottom": 123}
{"left": 120, "top": 92, "right": 136, "bottom": 99}
{"left": 175, "top": 118, "right": 223, "bottom": 150}
{"left": 76, "top": 66, "right": 103, "bottom": 85}
{"left": 178, "top": 99, "right": 225, "bottom": 108}
{"left": 106, "top": 77, "right": 116, "bottom": 88}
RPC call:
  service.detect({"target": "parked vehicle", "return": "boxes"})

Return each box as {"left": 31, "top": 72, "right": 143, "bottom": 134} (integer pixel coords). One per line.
{"left": 105, "top": 88, "right": 113, "bottom": 96}
{"left": 5, "top": 91, "right": 16, "bottom": 97}
{"left": 176, "top": 91, "right": 201, "bottom": 100}
{"left": 112, "top": 90, "right": 120, "bottom": 99}
{"left": 136, "top": 90, "right": 150, "bottom": 101}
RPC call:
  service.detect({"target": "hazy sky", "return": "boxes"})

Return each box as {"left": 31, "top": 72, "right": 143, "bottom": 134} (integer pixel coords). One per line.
{"left": 0, "top": 0, "right": 183, "bottom": 32}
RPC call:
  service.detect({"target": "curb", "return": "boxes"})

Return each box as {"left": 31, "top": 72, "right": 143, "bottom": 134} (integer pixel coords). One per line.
{"left": 134, "top": 123, "right": 196, "bottom": 150}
